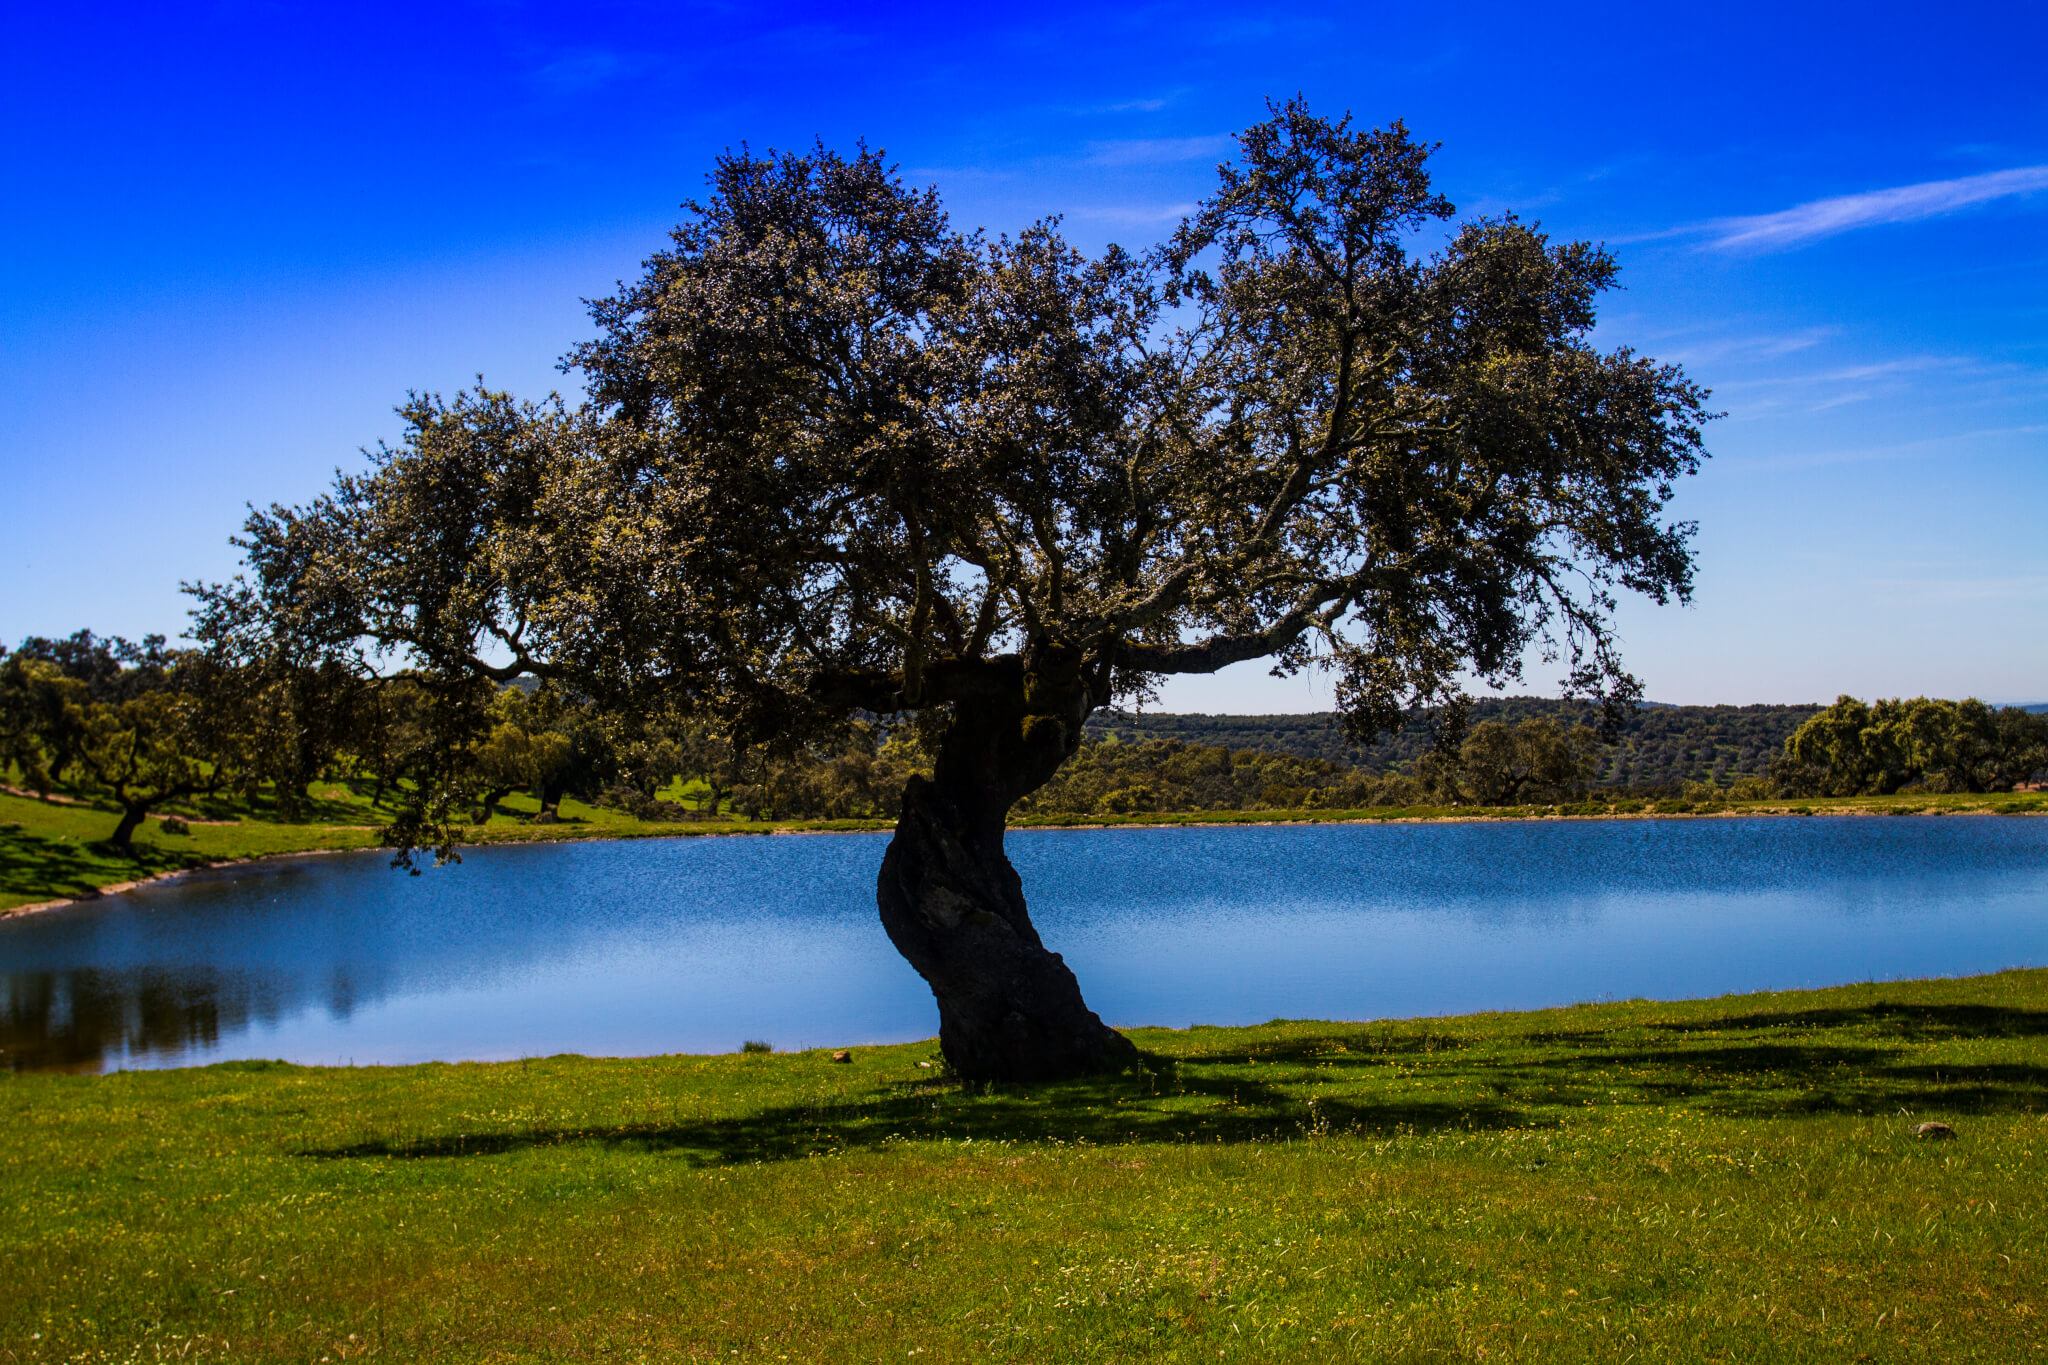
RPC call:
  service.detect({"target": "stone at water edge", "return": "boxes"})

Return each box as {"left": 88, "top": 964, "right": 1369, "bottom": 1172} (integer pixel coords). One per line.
{"left": 1913, "top": 1121, "right": 1957, "bottom": 1140}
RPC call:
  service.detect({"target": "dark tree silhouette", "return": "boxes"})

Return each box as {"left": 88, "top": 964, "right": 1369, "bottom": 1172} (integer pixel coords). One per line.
{"left": 222, "top": 101, "right": 1712, "bottom": 1080}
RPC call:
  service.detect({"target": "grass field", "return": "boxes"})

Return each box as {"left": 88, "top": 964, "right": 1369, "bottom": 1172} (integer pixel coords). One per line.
{"left": 3, "top": 971, "right": 2044, "bottom": 1362}
{"left": 6, "top": 784, "right": 2044, "bottom": 914}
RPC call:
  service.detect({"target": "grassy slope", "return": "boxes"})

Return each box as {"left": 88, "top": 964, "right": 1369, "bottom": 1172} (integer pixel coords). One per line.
{"left": 3, "top": 971, "right": 2044, "bottom": 1362}
{"left": 6, "top": 785, "right": 2045, "bottom": 913}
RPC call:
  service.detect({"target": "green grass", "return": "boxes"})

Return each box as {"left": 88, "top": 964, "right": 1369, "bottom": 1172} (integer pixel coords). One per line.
{"left": 4, "top": 971, "right": 2045, "bottom": 1362}
{"left": 6, "top": 783, "right": 2044, "bottom": 913}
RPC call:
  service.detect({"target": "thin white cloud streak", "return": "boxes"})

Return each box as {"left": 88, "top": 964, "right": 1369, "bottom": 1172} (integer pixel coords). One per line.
{"left": 1712, "top": 356, "right": 1954, "bottom": 392}
{"left": 1647, "top": 326, "right": 1837, "bottom": 366}
{"left": 1707, "top": 166, "right": 2048, "bottom": 252}
{"left": 1082, "top": 135, "right": 1231, "bottom": 167}
{"left": 1068, "top": 201, "right": 1197, "bottom": 227}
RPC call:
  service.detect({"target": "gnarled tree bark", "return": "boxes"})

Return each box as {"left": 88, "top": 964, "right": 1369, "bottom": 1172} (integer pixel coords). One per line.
{"left": 876, "top": 650, "right": 1139, "bottom": 1081}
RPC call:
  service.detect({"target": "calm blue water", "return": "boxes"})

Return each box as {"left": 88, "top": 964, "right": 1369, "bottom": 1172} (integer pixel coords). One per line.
{"left": 4, "top": 816, "right": 2046, "bottom": 1073}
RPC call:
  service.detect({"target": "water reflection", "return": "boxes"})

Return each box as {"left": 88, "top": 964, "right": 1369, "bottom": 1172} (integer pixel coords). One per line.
{"left": 3, "top": 817, "right": 2045, "bottom": 1073}
{"left": 4, "top": 966, "right": 277, "bottom": 1072}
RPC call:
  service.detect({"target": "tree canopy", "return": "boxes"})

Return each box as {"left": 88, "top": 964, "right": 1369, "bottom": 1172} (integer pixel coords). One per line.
{"left": 0, "top": 632, "right": 241, "bottom": 847}
{"left": 215, "top": 101, "right": 1714, "bottom": 1079}
{"left": 1774, "top": 695, "right": 2048, "bottom": 796}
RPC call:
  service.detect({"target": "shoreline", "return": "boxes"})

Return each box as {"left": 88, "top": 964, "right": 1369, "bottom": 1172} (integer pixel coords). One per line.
{"left": 2, "top": 846, "right": 380, "bottom": 919}
{"left": 7, "top": 797, "right": 2040, "bottom": 920}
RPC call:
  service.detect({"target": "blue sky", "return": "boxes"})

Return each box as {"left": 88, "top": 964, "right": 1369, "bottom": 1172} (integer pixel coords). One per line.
{"left": 4, "top": 1, "right": 2044, "bottom": 708}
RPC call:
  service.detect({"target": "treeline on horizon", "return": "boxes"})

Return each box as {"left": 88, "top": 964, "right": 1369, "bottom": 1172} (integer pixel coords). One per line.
{"left": 1090, "top": 699, "right": 1835, "bottom": 790}
{"left": 4, "top": 629, "right": 2046, "bottom": 846}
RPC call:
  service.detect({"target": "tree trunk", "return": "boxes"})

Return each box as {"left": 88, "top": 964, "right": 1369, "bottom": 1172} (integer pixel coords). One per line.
{"left": 876, "top": 651, "right": 1137, "bottom": 1082}
{"left": 536, "top": 775, "right": 568, "bottom": 823}
{"left": 108, "top": 801, "right": 150, "bottom": 851}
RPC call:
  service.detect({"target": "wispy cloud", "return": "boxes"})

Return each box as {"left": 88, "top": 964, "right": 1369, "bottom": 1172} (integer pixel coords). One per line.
{"left": 1711, "top": 355, "right": 1975, "bottom": 418}
{"left": 1068, "top": 201, "right": 1198, "bottom": 227}
{"left": 1083, "top": 136, "right": 1231, "bottom": 168}
{"left": 1592, "top": 318, "right": 1837, "bottom": 367}
{"left": 1716, "top": 356, "right": 1955, "bottom": 390}
{"left": 1706, "top": 166, "right": 2048, "bottom": 252}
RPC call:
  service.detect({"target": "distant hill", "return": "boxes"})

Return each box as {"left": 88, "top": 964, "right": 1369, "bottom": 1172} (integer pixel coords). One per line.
{"left": 1085, "top": 699, "right": 1830, "bottom": 790}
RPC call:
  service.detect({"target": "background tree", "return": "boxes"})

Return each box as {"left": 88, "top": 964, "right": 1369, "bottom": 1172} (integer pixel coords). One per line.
{"left": 1987, "top": 706, "right": 2048, "bottom": 791}
{"left": 673, "top": 720, "right": 746, "bottom": 818}
{"left": 468, "top": 686, "right": 574, "bottom": 822}
{"left": 1776, "top": 695, "right": 2048, "bottom": 796}
{"left": 188, "top": 498, "right": 382, "bottom": 821}
{"left": 232, "top": 101, "right": 1712, "bottom": 1080}
{"left": 0, "top": 655, "right": 85, "bottom": 793}
{"left": 2, "top": 635, "right": 243, "bottom": 849}
{"left": 4, "top": 632, "right": 168, "bottom": 787}
{"left": 1454, "top": 717, "right": 1601, "bottom": 805}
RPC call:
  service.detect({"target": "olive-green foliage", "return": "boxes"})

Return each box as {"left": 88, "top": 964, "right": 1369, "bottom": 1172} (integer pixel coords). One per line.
{"left": 188, "top": 512, "right": 386, "bottom": 823}
{"left": 1775, "top": 695, "right": 2048, "bottom": 796}
{"left": 1448, "top": 717, "right": 1601, "bottom": 806}
{"left": 728, "top": 724, "right": 933, "bottom": 821}
{"left": 1017, "top": 736, "right": 1420, "bottom": 815}
{"left": 467, "top": 687, "right": 574, "bottom": 821}
{"left": 4, "top": 971, "right": 2045, "bottom": 1363}
{"left": 0, "top": 634, "right": 245, "bottom": 848}
{"left": 1092, "top": 699, "right": 1826, "bottom": 791}
{"left": 0, "top": 656, "right": 79, "bottom": 792}
{"left": 1034, "top": 717, "right": 1589, "bottom": 813}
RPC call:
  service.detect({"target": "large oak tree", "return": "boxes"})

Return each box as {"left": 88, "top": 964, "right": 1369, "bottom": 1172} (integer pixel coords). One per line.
{"left": 230, "top": 102, "right": 1712, "bottom": 1080}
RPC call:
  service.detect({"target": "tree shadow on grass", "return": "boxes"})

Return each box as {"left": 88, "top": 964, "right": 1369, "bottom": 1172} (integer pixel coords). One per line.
{"left": 0, "top": 821, "right": 195, "bottom": 902}
{"left": 301, "top": 1053, "right": 1536, "bottom": 1167}
{"left": 1483, "top": 1001, "right": 2048, "bottom": 1119}
{"left": 0, "top": 825, "right": 110, "bottom": 900}
{"left": 296, "top": 1001, "right": 2048, "bottom": 1169}
{"left": 1648, "top": 1002, "right": 2048, "bottom": 1042}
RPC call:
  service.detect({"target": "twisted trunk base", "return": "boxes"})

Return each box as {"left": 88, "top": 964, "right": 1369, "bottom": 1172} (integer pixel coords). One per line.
{"left": 875, "top": 652, "right": 1137, "bottom": 1082}
{"left": 879, "top": 774, "right": 1136, "bottom": 1080}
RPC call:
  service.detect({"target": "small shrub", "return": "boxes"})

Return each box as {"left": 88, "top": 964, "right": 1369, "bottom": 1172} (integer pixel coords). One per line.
{"left": 158, "top": 816, "right": 191, "bottom": 836}
{"left": 740, "top": 1039, "right": 772, "bottom": 1055}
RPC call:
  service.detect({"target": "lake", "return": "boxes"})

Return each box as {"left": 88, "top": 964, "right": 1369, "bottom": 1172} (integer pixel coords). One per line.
{"left": 4, "top": 815, "right": 2046, "bottom": 1073}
